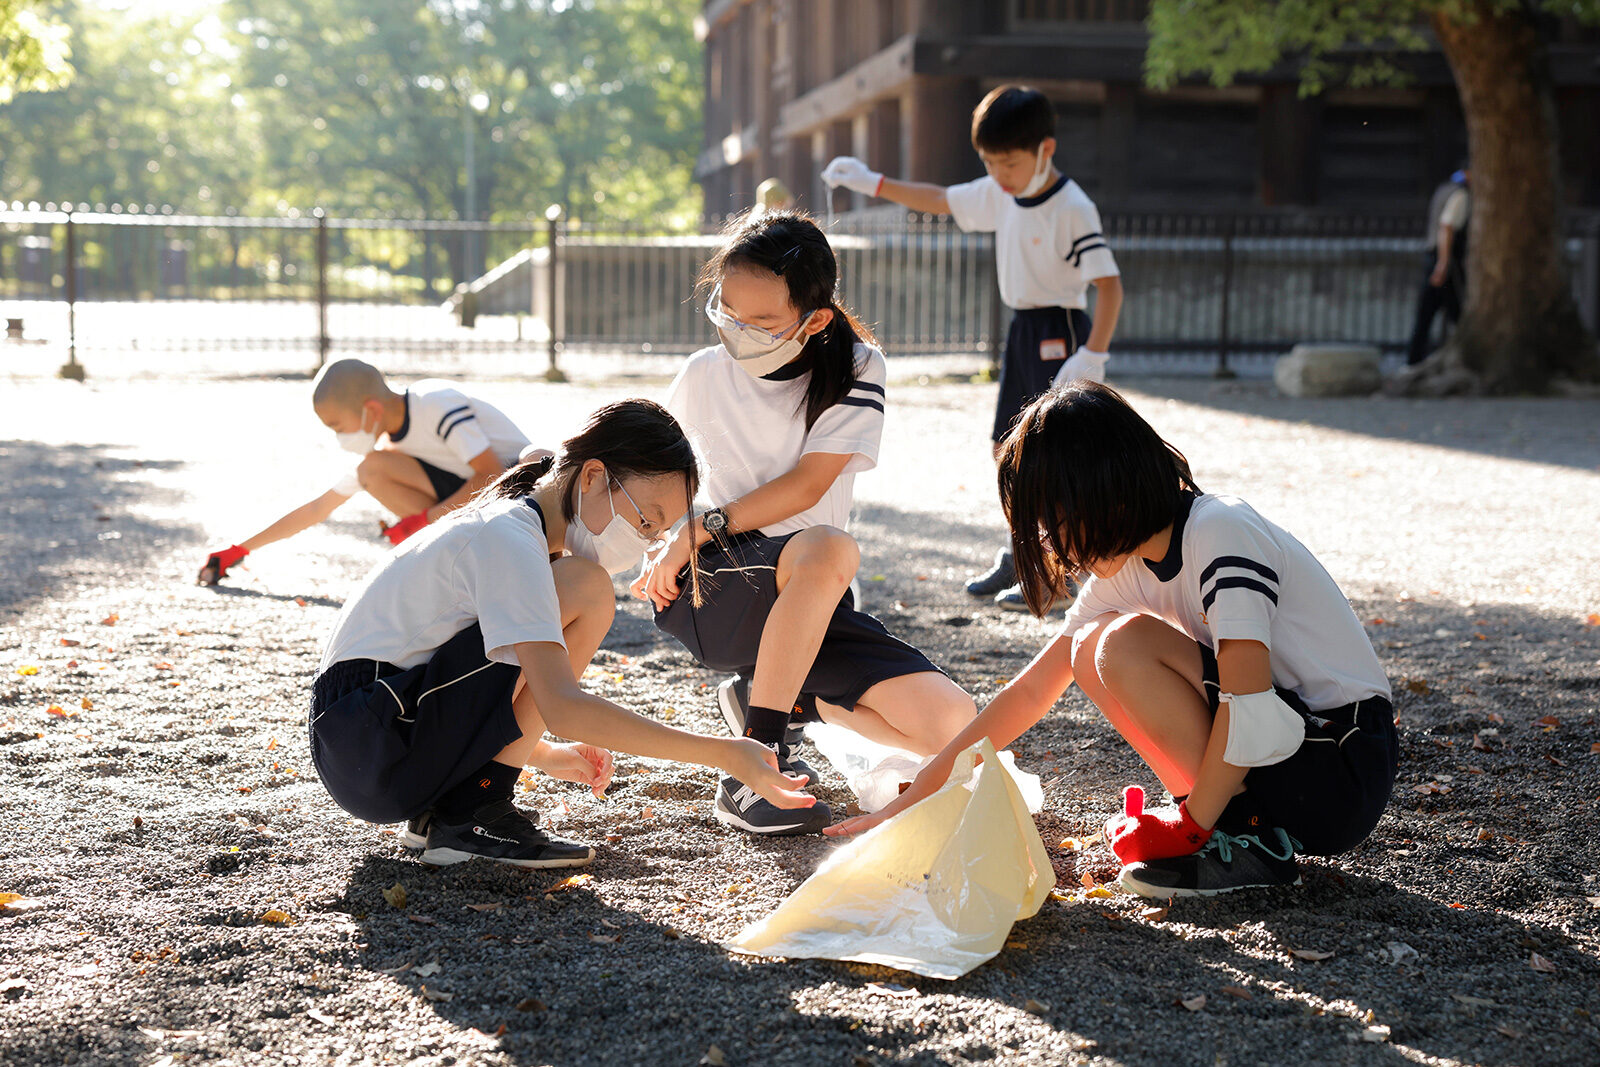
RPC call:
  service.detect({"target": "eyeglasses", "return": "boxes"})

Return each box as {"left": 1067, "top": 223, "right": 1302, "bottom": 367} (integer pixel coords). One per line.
{"left": 704, "top": 284, "right": 809, "bottom": 346}
{"left": 611, "top": 479, "right": 667, "bottom": 553}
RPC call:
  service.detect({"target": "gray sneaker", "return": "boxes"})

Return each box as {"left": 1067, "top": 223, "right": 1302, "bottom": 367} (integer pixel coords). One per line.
{"left": 716, "top": 676, "right": 818, "bottom": 786}
{"left": 714, "top": 775, "right": 831, "bottom": 836}
{"left": 966, "top": 548, "right": 1016, "bottom": 597}
{"left": 421, "top": 800, "right": 595, "bottom": 869}
{"left": 398, "top": 811, "right": 431, "bottom": 850}
{"left": 1118, "top": 827, "right": 1303, "bottom": 899}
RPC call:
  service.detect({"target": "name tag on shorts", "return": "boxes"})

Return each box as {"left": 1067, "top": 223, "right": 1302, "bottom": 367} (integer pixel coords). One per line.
{"left": 1039, "top": 338, "right": 1067, "bottom": 362}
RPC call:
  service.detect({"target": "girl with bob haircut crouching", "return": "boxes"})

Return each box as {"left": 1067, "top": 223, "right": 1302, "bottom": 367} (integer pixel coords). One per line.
{"left": 829, "top": 382, "right": 1397, "bottom": 898}
{"left": 310, "top": 399, "right": 814, "bottom": 869}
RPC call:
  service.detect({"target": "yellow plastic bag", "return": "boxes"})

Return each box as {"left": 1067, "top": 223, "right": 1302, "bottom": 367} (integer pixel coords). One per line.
{"left": 727, "top": 739, "right": 1055, "bottom": 980}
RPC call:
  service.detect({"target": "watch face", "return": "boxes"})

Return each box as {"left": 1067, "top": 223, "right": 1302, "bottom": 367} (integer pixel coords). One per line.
{"left": 704, "top": 509, "right": 726, "bottom": 532}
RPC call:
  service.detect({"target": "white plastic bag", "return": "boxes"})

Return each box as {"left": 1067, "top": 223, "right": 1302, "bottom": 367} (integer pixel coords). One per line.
{"left": 805, "top": 722, "right": 1044, "bottom": 814}
{"left": 727, "top": 739, "right": 1055, "bottom": 980}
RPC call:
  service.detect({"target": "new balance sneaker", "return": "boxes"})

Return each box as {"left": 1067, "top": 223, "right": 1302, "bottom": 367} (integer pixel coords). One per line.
{"left": 399, "top": 811, "right": 432, "bottom": 850}
{"left": 966, "top": 548, "right": 1015, "bottom": 598}
{"left": 420, "top": 799, "right": 595, "bottom": 869}
{"left": 714, "top": 776, "right": 831, "bottom": 836}
{"left": 1118, "top": 827, "right": 1303, "bottom": 899}
{"left": 716, "top": 676, "right": 818, "bottom": 786}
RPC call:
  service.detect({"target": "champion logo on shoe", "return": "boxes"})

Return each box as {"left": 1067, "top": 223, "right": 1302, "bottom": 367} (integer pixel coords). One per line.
{"left": 472, "top": 825, "right": 518, "bottom": 843}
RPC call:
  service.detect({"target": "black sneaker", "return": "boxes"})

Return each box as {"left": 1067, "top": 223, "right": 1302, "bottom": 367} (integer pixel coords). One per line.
{"left": 420, "top": 799, "right": 595, "bottom": 869}
{"left": 1118, "top": 827, "right": 1303, "bottom": 899}
{"left": 714, "top": 775, "right": 831, "bottom": 836}
{"left": 717, "top": 677, "right": 818, "bottom": 786}
{"left": 966, "top": 548, "right": 1015, "bottom": 597}
{"left": 399, "top": 811, "right": 432, "bottom": 850}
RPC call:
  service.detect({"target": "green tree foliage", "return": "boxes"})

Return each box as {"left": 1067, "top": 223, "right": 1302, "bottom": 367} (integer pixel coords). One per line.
{"left": 0, "top": 0, "right": 702, "bottom": 226}
{"left": 0, "top": 0, "right": 71, "bottom": 104}
{"left": 1144, "top": 0, "right": 1600, "bottom": 392}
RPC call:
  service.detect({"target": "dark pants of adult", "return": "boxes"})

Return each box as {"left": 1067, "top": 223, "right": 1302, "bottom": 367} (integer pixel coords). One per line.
{"left": 1407, "top": 252, "right": 1463, "bottom": 366}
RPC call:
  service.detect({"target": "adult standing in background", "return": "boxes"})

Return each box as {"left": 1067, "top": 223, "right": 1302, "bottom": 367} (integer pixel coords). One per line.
{"left": 1407, "top": 167, "right": 1471, "bottom": 365}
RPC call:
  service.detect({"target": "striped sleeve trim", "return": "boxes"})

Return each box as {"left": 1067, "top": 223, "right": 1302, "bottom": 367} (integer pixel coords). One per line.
{"left": 838, "top": 396, "right": 885, "bottom": 413}
{"left": 1067, "top": 242, "right": 1109, "bottom": 268}
{"left": 435, "top": 404, "right": 470, "bottom": 435}
{"left": 849, "top": 380, "right": 885, "bottom": 397}
{"left": 1199, "top": 555, "right": 1280, "bottom": 614}
{"left": 441, "top": 413, "right": 477, "bottom": 441}
{"left": 1068, "top": 232, "right": 1104, "bottom": 252}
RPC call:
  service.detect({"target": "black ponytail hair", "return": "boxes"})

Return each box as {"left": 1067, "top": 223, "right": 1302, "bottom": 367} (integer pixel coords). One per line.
{"left": 699, "top": 210, "right": 877, "bottom": 431}
{"left": 483, "top": 398, "right": 704, "bottom": 604}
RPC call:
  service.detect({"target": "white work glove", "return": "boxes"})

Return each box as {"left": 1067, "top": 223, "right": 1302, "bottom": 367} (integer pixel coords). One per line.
{"left": 1053, "top": 345, "right": 1109, "bottom": 387}
{"left": 821, "top": 156, "right": 883, "bottom": 197}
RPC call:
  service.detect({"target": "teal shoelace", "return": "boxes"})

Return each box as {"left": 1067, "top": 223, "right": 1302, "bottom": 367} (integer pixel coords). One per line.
{"left": 1203, "top": 826, "right": 1302, "bottom": 864}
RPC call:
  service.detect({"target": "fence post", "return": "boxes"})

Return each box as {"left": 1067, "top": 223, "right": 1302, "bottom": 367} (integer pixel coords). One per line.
{"left": 58, "top": 208, "right": 85, "bottom": 381}
{"left": 315, "top": 208, "right": 330, "bottom": 368}
{"left": 543, "top": 203, "right": 566, "bottom": 382}
{"left": 1215, "top": 214, "right": 1237, "bottom": 379}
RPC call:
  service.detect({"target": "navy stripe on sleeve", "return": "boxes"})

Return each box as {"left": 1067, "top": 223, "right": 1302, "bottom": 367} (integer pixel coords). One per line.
{"left": 440, "top": 413, "right": 477, "bottom": 441}
{"left": 849, "top": 380, "right": 886, "bottom": 397}
{"left": 1068, "top": 232, "right": 1104, "bottom": 251}
{"left": 1199, "top": 555, "right": 1280, "bottom": 588}
{"left": 838, "top": 397, "right": 885, "bottom": 413}
{"left": 1201, "top": 576, "right": 1279, "bottom": 614}
{"left": 1067, "top": 242, "right": 1108, "bottom": 267}
{"left": 435, "top": 404, "right": 470, "bottom": 435}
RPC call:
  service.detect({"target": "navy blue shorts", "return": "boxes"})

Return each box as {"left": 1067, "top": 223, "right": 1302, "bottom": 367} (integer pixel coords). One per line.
{"left": 654, "top": 531, "right": 944, "bottom": 710}
{"left": 417, "top": 459, "right": 467, "bottom": 502}
{"left": 1199, "top": 644, "right": 1399, "bottom": 856}
{"left": 308, "top": 623, "right": 523, "bottom": 824}
{"left": 993, "top": 306, "right": 1093, "bottom": 442}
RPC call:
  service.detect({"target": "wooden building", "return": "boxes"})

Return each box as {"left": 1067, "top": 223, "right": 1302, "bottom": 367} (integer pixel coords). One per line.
{"left": 695, "top": 0, "right": 1600, "bottom": 215}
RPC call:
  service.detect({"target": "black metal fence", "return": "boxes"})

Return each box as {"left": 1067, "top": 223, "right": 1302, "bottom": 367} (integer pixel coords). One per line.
{"left": 3, "top": 202, "right": 1597, "bottom": 379}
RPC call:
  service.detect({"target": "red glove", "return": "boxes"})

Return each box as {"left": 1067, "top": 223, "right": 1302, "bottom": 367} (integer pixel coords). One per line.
{"left": 381, "top": 511, "right": 429, "bottom": 546}
{"left": 198, "top": 544, "right": 249, "bottom": 585}
{"left": 1105, "top": 785, "right": 1212, "bottom": 864}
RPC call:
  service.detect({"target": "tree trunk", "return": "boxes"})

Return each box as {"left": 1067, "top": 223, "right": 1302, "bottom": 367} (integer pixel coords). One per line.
{"left": 1392, "top": 4, "right": 1600, "bottom": 395}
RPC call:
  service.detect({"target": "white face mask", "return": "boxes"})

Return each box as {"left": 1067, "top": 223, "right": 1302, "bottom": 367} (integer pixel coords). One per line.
{"left": 705, "top": 284, "right": 818, "bottom": 378}
{"left": 1017, "top": 143, "right": 1055, "bottom": 199}
{"left": 335, "top": 407, "right": 380, "bottom": 455}
{"left": 567, "top": 471, "right": 651, "bottom": 575}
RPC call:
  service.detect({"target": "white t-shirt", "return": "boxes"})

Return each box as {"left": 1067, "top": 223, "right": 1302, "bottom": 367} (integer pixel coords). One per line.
{"left": 1060, "top": 494, "right": 1390, "bottom": 711}
{"left": 945, "top": 174, "right": 1119, "bottom": 311}
{"left": 664, "top": 342, "right": 887, "bottom": 537}
{"left": 331, "top": 379, "right": 531, "bottom": 497}
{"left": 318, "top": 497, "right": 564, "bottom": 671}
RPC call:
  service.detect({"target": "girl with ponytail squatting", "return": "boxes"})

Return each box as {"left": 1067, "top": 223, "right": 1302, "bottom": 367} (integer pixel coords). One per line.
{"left": 309, "top": 400, "right": 814, "bottom": 868}
{"left": 634, "top": 211, "right": 976, "bottom": 836}
{"left": 830, "top": 384, "right": 1397, "bottom": 898}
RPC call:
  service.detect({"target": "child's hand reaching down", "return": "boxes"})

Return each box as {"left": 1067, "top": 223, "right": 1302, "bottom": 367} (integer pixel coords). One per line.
{"left": 1104, "top": 785, "right": 1211, "bottom": 863}
{"left": 531, "top": 741, "right": 615, "bottom": 799}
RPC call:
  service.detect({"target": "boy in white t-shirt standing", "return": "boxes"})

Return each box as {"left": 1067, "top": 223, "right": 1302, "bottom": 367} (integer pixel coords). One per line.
{"left": 824, "top": 85, "right": 1124, "bottom": 611}
{"left": 198, "top": 358, "right": 545, "bottom": 585}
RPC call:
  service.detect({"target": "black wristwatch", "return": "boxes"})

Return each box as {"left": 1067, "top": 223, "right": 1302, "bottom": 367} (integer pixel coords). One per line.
{"left": 702, "top": 507, "right": 729, "bottom": 536}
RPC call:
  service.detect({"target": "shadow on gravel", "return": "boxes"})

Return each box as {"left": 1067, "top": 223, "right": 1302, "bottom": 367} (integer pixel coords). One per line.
{"left": 1135, "top": 378, "right": 1600, "bottom": 472}
{"left": 204, "top": 586, "right": 343, "bottom": 608}
{"left": 0, "top": 439, "right": 197, "bottom": 620}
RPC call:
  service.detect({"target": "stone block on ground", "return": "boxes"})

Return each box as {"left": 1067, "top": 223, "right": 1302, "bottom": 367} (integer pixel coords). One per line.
{"left": 1274, "top": 342, "right": 1382, "bottom": 397}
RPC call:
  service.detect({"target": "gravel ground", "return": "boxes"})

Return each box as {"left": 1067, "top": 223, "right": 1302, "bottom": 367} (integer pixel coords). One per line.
{"left": 1, "top": 373, "right": 1598, "bottom": 1067}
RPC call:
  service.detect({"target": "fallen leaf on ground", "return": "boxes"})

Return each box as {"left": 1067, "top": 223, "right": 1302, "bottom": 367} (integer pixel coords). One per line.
{"left": 549, "top": 874, "right": 593, "bottom": 893}
{"left": 1084, "top": 885, "right": 1116, "bottom": 899}
{"left": 1403, "top": 678, "right": 1432, "bottom": 695}
{"left": 412, "top": 961, "right": 441, "bottom": 978}
{"left": 1386, "top": 941, "right": 1419, "bottom": 964}
{"left": 1360, "top": 1024, "right": 1391, "bottom": 1043}
{"left": 1024, "top": 998, "right": 1050, "bottom": 1014}
{"left": 1590, "top": 742, "right": 1600, "bottom": 754}
{"left": 58, "top": 638, "right": 80, "bottom": 647}
{"left": 306, "top": 1008, "right": 337, "bottom": 1026}
{"left": 1452, "top": 993, "right": 1499, "bottom": 1008}
{"left": 1179, "top": 994, "right": 1206, "bottom": 1012}
{"left": 154, "top": 661, "right": 173, "bottom": 671}
{"left": 516, "top": 997, "right": 548, "bottom": 1012}
{"left": 80, "top": 697, "right": 92, "bottom": 711}
{"left": 0, "top": 894, "right": 45, "bottom": 912}
{"left": 420, "top": 985, "right": 453, "bottom": 1003}
{"left": 1529, "top": 952, "right": 1556, "bottom": 973}
{"left": 259, "top": 909, "right": 292, "bottom": 924}
{"left": 1140, "top": 905, "right": 1170, "bottom": 921}
{"left": 100, "top": 614, "right": 117, "bottom": 626}
{"left": 1488, "top": 711, "right": 1505, "bottom": 724}
{"left": 1290, "top": 948, "right": 1335, "bottom": 961}
{"left": 1537, "top": 715, "right": 1560, "bottom": 727}
{"left": 1477, "top": 828, "right": 1495, "bottom": 842}
{"left": 700, "top": 1045, "right": 727, "bottom": 1066}
{"left": 464, "top": 902, "right": 503, "bottom": 913}
{"left": 15, "top": 666, "right": 39, "bottom": 676}
{"left": 1080, "top": 871, "right": 1098, "bottom": 889}
{"left": 1220, "top": 986, "right": 1253, "bottom": 1000}
{"left": 46, "top": 705, "right": 78, "bottom": 719}
{"left": 866, "top": 982, "right": 917, "bottom": 998}
{"left": 382, "top": 883, "right": 407, "bottom": 909}
{"left": 1585, "top": 613, "right": 1600, "bottom": 627}
{"left": 407, "top": 914, "right": 436, "bottom": 925}
{"left": 1473, "top": 733, "right": 1492, "bottom": 752}
{"left": 1496, "top": 1023, "right": 1524, "bottom": 1038}
{"left": 600, "top": 918, "right": 623, "bottom": 929}
{"left": 294, "top": 597, "right": 308, "bottom": 607}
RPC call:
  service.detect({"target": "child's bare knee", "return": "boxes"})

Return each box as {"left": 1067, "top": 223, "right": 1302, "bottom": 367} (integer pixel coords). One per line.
{"left": 1096, "top": 614, "right": 1168, "bottom": 689}
{"left": 789, "top": 526, "right": 860, "bottom": 584}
